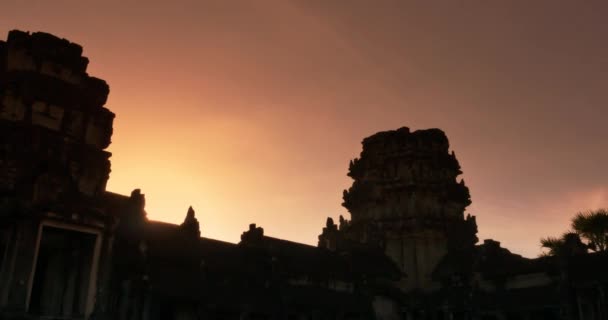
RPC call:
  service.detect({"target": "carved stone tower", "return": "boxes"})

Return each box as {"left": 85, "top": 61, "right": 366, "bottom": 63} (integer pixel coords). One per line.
{"left": 0, "top": 30, "right": 114, "bottom": 202}
{"left": 0, "top": 30, "right": 115, "bottom": 318}
{"left": 320, "top": 127, "right": 477, "bottom": 291}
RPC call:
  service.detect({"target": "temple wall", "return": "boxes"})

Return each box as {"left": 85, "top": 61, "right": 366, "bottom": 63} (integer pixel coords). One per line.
{"left": 475, "top": 274, "right": 497, "bottom": 292}
{"left": 1, "top": 221, "right": 39, "bottom": 312}
{"left": 31, "top": 101, "right": 64, "bottom": 131}
{"left": 39, "top": 61, "right": 82, "bottom": 84}
{"left": 173, "top": 304, "right": 197, "bottom": 320}
{"left": 0, "top": 94, "right": 26, "bottom": 121}
{"left": 6, "top": 49, "right": 36, "bottom": 72}
{"left": 386, "top": 235, "right": 446, "bottom": 291}
{"left": 372, "top": 296, "right": 401, "bottom": 320}
{"left": 505, "top": 273, "right": 552, "bottom": 290}
{"left": 0, "top": 227, "right": 16, "bottom": 308}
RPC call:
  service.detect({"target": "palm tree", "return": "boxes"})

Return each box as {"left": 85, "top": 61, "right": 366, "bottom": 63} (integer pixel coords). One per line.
{"left": 540, "top": 232, "right": 587, "bottom": 256}
{"left": 540, "top": 236, "right": 563, "bottom": 256}
{"left": 571, "top": 209, "right": 608, "bottom": 252}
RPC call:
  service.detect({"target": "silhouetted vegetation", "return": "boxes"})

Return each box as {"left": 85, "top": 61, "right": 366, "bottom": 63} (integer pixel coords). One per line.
{"left": 572, "top": 209, "right": 608, "bottom": 252}
{"left": 540, "top": 232, "right": 587, "bottom": 256}
{"left": 540, "top": 208, "right": 608, "bottom": 256}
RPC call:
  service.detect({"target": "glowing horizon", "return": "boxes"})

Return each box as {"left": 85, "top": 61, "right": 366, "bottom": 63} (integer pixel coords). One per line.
{"left": 2, "top": 1, "right": 607, "bottom": 257}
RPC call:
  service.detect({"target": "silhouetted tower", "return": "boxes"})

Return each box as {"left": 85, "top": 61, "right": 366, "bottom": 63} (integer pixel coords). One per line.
{"left": 0, "top": 30, "right": 114, "bottom": 318}
{"left": 321, "top": 127, "right": 477, "bottom": 291}
{"left": 0, "top": 30, "right": 114, "bottom": 202}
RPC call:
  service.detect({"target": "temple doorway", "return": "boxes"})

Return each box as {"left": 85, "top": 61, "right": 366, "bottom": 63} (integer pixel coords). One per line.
{"left": 28, "top": 225, "right": 98, "bottom": 318}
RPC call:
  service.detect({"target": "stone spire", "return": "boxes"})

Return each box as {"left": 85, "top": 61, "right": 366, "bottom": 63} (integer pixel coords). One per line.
{"left": 342, "top": 127, "right": 471, "bottom": 221}
{"left": 321, "top": 127, "right": 478, "bottom": 291}
{"left": 180, "top": 206, "right": 200, "bottom": 237}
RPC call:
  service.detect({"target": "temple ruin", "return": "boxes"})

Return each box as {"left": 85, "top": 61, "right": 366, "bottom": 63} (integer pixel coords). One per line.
{"left": 0, "top": 30, "right": 607, "bottom": 320}
{"left": 320, "top": 128, "right": 478, "bottom": 291}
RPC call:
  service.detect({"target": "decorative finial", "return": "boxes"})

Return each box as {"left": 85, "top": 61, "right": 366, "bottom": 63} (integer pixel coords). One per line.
{"left": 326, "top": 217, "right": 335, "bottom": 228}
{"left": 130, "top": 188, "right": 146, "bottom": 210}
{"left": 180, "top": 205, "right": 200, "bottom": 237}
{"left": 187, "top": 206, "right": 195, "bottom": 218}
{"left": 241, "top": 223, "right": 264, "bottom": 243}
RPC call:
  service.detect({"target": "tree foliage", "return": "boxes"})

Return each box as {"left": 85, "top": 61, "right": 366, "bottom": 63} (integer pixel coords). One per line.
{"left": 540, "top": 208, "right": 608, "bottom": 256}
{"left": 540, "top": 232, "right": 587, "bottom": 257}
{"left": 572, "top": 209, "right": 608, "bottom": 252}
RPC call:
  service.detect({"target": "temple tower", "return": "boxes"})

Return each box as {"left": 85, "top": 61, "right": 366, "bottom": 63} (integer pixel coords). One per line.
{"left": 0, "top": 30, "right": 114, "bottom": 200}
{"left": 320, "top": 127, "right": 477, "bottom": 291}
{"left": 0, "top": 30, "right": 114, "bottom": 319}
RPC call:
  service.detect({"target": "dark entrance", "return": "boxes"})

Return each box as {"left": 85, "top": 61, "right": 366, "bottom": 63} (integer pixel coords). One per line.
{"left": 28, "top": 225, "right": 97, "bottom": 318}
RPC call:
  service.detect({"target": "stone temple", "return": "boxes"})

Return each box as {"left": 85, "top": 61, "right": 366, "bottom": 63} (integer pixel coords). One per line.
{"left": 0, "top": 30, "right": 607, "bottom": 320}
{"left": 320, "top": 128, "right": 478, "bottom": 292}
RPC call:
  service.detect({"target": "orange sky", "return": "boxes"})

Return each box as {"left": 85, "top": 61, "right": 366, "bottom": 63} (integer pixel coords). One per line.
{"left": 2, "top": 1, "right": 607, "bottom": 257}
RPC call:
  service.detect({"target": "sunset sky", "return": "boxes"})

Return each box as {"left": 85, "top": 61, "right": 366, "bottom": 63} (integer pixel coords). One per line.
{"left": 2, "top": 1, "right": 607, "bottom": 257}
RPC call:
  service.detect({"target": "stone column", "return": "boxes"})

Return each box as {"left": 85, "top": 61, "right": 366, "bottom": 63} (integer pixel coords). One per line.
{"left": 90, "top": 234, "right": 114, "bottom": 320}
{"left": 118, "top": 280, "right": 131, "bottom": 320}
{"left": 141, "top": 292, "right": 152, "bottom": 320}
{"left": 85, "top": 232, "right": 103, "bottom": 319}
{"left": 576, "top": 291, "right": 585, "bottom": 320}
{"left": 598, "top": 285, "right": 606, "bottom": 320}
{"left": 0, "top": 227, "right": 17, "bottom": 307}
